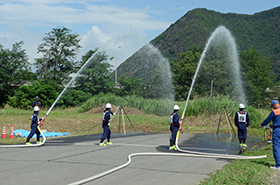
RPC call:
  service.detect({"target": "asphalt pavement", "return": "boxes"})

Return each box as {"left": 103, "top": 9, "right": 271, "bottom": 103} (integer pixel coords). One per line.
{"left": 0, "top": 132, "right": 249, "bottom": 185}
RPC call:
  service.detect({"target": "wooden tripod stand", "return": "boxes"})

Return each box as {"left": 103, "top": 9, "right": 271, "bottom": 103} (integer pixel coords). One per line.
{"left": 215, "top": 109, "right": 236, "bottom": 137}
{"left": 110, "top": 106, "right": 137, "bottom": 134}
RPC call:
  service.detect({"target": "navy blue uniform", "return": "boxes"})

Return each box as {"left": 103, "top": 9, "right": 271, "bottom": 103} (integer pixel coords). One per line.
{"left": 100, "top": 109, "right": 113, "bottom": 142}
{"left": 26, "top": 113, "right": 42, "bottom": 142}
{"left": 32, "top": 100, "right": 39, "bottom": 108}
{"left": 170, "top": 111, "right": 179, "bottom": 146}
{"left": 235, "top": 110, "right": 250, "bottom": 142}
{"left": 261, "top": 107, "right": 280, "bottom": 167}
{"left": 32, "top": 100, "right": 39, "bottom": 113}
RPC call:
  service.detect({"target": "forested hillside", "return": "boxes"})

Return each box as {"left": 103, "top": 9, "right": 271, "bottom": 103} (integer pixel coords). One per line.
{"left": 118, "top": 6, "right": 280, "bottom": 80}
{"left": 2, "top": 7, "right": 280, "bottom": 109}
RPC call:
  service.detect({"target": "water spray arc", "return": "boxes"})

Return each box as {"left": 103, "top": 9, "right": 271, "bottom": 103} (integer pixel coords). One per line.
{"left": 0, "top": 50, "right": 99, "bottom": 148}
{"left": 45, "top": 50, "right": 99, "bottom": 118}
{"left": 180, "top": 25, "right": 246, "bottom": 125}
{"left": 175, "top": 25, "right": 262, "bottom": 158}
{"left": 145, "top": 43, "right": 175, "bottom": 101}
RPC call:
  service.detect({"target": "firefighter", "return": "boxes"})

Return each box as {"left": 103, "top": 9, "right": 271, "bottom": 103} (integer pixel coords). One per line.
{"left": 169, "top": 105, "right": 180, "bottom": 150}
{"left": 26, "top": 106, "right": 42, "bottom": 145}
{"left": 235, "top": 103, "right": 250, "bottom": 148}
{"left": 99, "top": 103, "right": 114, "bottom": 146}
{"left": 32, "top": 96, "right": 39, "bottom": 113}
{"left": 260, "top": 100, "right": 280, "bottom": 170}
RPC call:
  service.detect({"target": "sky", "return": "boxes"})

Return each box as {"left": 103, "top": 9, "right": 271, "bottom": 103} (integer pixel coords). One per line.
{"left": 0, "top": 0, "right": 279, "bottom": 71}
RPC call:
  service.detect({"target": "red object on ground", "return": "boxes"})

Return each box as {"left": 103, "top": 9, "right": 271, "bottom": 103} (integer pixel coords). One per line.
{"left": 2, "top": 125, "right": 6, "bottom": 139}
{"left": 9, "top": 125, "right": 14, "bottom": 139}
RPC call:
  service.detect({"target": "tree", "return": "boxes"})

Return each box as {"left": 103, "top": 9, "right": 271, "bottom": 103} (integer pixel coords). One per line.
{"left": 240, "top": 48, "right": 277, "bottom": 107}
{"left": 75, "top": 49, "right": 114, "bottom": 95}
{"left": 0, "top": 42, "right": 35, "bottom": 106}
{"left": 194, "top": 45, "right": 238, "bottom": 99}
{"left": 170, "top": 48, "right": 202, "bottom": 101}
{"left": 114, "top": 76, "right": 144, "bottom": 97}
{"left": 194, "top": 59, "right": 234, "bottom": 97}
{"left": 34, "top": 26, "right": 81, "bottom": 85}
{"left": 56, "top": 89, "right": 91, "bottom": 108}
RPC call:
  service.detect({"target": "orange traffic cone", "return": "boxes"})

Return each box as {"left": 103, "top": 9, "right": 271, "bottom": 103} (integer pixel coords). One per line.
{"left": 9, "top": 125, "right": 14, "bottom": 139}
{"left": 2, "top": 125, "right": 6, "bottom": 139}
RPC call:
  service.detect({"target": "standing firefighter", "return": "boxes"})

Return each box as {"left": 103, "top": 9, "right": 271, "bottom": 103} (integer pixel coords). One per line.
{"left": 99, "top": 103, "right": 114, "bottom": 146}
{"left": 169, "top": 105, "right": 180, "bottom": 150}
{"left": 32, "top": 96, "right": 39, "bottom": 108}
{"left": 26, "top": 106, "right": 42, "bottom": 145}
{"left": 32, "top": 96, "right": 40, "bottom": 113}
{"left": 235, "top": 104, "right": 250, "bottom": 148}
{"left": 260, "top": 100, "right": 280, "bottom": 170}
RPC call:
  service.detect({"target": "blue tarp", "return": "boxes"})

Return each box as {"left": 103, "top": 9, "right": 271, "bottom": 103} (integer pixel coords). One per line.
{"left": 13, "top": 129, "right": 69, "bottom": 138}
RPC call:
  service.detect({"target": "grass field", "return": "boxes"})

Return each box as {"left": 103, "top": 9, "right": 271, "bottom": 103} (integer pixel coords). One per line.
{"left": 0, "top": 95, "right": 278, "bottom": 184}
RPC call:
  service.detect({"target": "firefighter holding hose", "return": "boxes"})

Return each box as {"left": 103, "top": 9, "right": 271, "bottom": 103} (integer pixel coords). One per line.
{"left": 26, "top": 106, "right": 43, "bottom": 145}
{"left": 260, "top": 100, "right": 280, "bottom": 170}
{"left": 169, "top": 105, "right": 180, "bottom": 150}
{"left": 235, "top": 104, "right": 250, "bottom": 148}
{"left": 99, "top": 103, "right": 114, "bottom": 146}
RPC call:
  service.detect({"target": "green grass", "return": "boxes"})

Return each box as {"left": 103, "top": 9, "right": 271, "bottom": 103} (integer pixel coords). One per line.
{"left": 0, "top": 95, "right": 277, "bottom": 184}
{"left": 201, "top": 144, "right": 275, "bottom": 185}
{"left": 176, "top": 95, "right": 269, "bottom": 128}
{"left": 78, "top": 93, "right": 174, "bottom": 116}
{"left": 78, "top": 94, "right": 271, "bottom": 128}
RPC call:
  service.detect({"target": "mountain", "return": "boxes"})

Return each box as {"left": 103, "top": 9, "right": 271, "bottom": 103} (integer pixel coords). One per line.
{"left": 117, "top": 6, "right": 280, "bottom": 80}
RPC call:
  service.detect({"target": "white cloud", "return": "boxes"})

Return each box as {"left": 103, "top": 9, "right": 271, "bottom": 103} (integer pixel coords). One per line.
{"left": 0, "top": 3, "right": 170, "bottom": 29}
{"left": 171, "top": 6, "right": 185, "bottom": 10}
{"left": 79, "top": 25, "right": 148, "bottom": 69}
{"left": 0, "top": 1, "right": 171, "bottom": 71}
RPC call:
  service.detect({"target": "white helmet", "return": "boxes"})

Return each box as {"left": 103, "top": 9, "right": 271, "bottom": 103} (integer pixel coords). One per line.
{"left": 239, "top": 104, "right": 245, "bottom": 109}
{"left": 105, "top": 103, "right": 112, "bottom": 109}
{"left": 34, "top": 106, "right": 40, "bottom": 111}
{"left": 173, "top": 105, "right": 180, "bottom": 110}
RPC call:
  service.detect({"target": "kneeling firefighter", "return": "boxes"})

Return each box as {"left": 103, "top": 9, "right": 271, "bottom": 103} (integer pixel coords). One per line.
{"left": 169, "top": 105, "right": 180, "bottom": 150}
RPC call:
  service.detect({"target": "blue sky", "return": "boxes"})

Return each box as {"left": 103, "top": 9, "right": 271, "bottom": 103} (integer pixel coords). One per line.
{"left": 0, "top": 0, "right": 279, "bottom": 70}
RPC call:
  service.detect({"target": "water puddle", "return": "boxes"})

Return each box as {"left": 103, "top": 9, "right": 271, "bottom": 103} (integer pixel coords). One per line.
{"left": 179, "top": 133, "right": 262, "bottom": 155}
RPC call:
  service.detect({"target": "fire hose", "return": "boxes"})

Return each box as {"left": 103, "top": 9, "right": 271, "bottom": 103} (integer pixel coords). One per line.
{"left": 68, "top": 130, "right": 266, "bottom": 185}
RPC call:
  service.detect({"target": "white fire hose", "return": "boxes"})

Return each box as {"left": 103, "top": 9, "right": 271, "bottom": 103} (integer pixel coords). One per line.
{"left": 68, "top": 131, "right": 266, "bottom": 185}
{"left": 0, "top": 125, "right": 46, "bottom": 148}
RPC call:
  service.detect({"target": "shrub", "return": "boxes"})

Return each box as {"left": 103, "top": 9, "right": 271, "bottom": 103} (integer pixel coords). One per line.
{"left": 7, "top": 81, "right": 59, "bottom": 109}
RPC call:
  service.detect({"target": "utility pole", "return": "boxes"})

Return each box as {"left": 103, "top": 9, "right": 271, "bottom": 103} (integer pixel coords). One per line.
{"left": 115, "top": 64, "right": 117, "bottom": 84}
{"left": 115, "top": 46, "right": 121, "bottom": 85}
{"left": 210, "top": 80, "right": 213, "bottom": 96}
